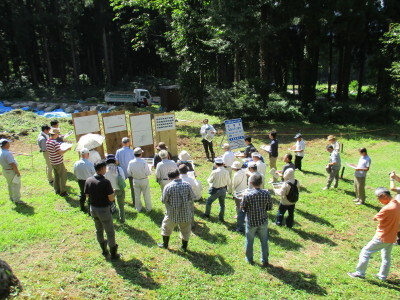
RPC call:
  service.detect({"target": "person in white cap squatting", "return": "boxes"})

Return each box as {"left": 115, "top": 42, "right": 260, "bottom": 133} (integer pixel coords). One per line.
{"left": 0, "top": 138, "right": 24, "bottom": 204}
{"left": 74, "top": 148, "right": 95, "bottom": 212}
{"left": 222, "top": 143, "right": 235, "bottom": 177}
{"left": 251, "top": 152, "right": 266, "bottom": 189}
{"left": 203, "top": 158, "right": 231, "bottom": 222}
{"left": 127, "top": 147, "right": 152, "bottom": 212}
{"left": 156, "top": 150, "right": 178, "bottom": 193}
{"left": 289, "top": 133, "right": 305, "bottom": 171}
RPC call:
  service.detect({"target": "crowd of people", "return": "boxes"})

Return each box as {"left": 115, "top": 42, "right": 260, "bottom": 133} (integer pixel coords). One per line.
{"left": 0, "top": 119, "right": 399, "bottom": 289}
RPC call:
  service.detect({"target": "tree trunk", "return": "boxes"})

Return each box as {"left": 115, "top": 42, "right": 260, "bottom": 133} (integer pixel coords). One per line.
{"left": 234, "top": 47, "right": 240, "bottom": 82}
{"left": 43, "top": 36, "right": 53, "bottom": 86}
{"left": 102, "top": 27, "right": 111, "bottom": 86}
{"left": 327, "top": 30, "right": 333, "bottom": 99}
{"left": 356, "top": 46, "right": 366, "bottom": 102}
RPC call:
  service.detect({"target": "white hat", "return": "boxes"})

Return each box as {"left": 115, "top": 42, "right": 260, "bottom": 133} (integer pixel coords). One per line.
{"left": 178, "top": 150, "right": 191, "bottom": 161}
{"left": 122, "top": 137, "right": 130, "bottom": 143}
{"left": 251, "top": 152, "right": 261, "bottom": 158}
{"left": 232, "top": 161, "right": 242, "bottom": 169}
{"left": 222, "top": 143, "right": 230, "bottom": 149}
{"left": 248, "top": 161, "right": 256, "bottom": 168}
{"left": 80, "top": 148, "right": 90, "bottom": 155}
{"left": 134, "top": 147, "right": 144, "bottom": 155}
{"left": 0, "top": 138, "right": 11, "bottom": 146}
{"left": 159, "top": 149, "right": 168, "bottom": 159}
{"left": 214, "top": 158, "right": 223, "bottom": 164}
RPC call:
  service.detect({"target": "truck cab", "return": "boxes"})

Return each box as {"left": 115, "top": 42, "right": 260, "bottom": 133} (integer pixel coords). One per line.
{"left": 134, "top": 89, "right": 152, "bottom": 106}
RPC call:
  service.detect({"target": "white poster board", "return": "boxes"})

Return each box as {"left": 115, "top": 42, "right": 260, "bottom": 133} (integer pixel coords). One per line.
{"left": 225, "top": 118, "right": 245, "bottom": 150}
{"left": 130, "top": 114, "right": 153, "bottom": 147}
{"left": 73, "top": 115, "right": 100, "bottom": 135}
{"left": 155, "top": 114, "right": 175, "bottom": 132}
{"left": 103, "top": 114, "right": 127, "bottom": 134}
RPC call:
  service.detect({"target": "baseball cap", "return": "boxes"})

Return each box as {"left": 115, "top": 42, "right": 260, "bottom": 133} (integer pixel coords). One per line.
{"left": 232, "top": 161, "right": 242, "bottom": 169}
{"left": 214, "top": 158, "right": 223, "bottom": 164}
{"left": 0, "top": 138, "right": 11, "bottom": 146}
{"left": 134, "top": 147, "right": 144, "bottom": 155}
{"left": 106, "top": 154, "right": 116, "bottom": 163}
{"left": 49, "top": 128, "right": 61, "bottom": 135}
{"left": 80, "top": 148, "right": 90, "bottom": 155}
{"left": 294, "top": 133, "right": 302, "bottom": 139}
{"left": 251, "top": 152, "right": 261, "bottom": 158}
{"left": 222, "top": 143, "right": 230, "bottom": 149}
{"left": 122, "top": 137, "right": 130, "bottom": 144}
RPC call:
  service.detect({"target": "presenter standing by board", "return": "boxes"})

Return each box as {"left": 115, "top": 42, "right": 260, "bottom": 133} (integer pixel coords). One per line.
{"left": 200, "top": 119, "right": 216, "bottom": 162}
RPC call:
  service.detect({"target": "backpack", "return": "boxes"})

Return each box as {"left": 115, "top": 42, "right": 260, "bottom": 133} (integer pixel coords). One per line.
{"left": 286, "top": 180, "right": 299, "bottom": 203}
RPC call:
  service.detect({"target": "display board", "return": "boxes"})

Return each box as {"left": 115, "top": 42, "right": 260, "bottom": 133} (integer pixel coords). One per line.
{"left": 224, "top": 118, "right": 245, "bottom": 150}
{"left": 129, "top": 112, "right": 155, "bottom": 158}
{"left": 102, "top": 110, "right": 129, "bottom": 155}
{"left": 72, "top": 111, "right": 104, "bottom": 158}
{"left": 154, "top": 113, "right": 177, "bottom": 157}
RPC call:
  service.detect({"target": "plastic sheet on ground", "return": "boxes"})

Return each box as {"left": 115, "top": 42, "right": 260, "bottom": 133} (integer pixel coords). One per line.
{"left": 0, "top": 102, "right": 13, "bottom": 114}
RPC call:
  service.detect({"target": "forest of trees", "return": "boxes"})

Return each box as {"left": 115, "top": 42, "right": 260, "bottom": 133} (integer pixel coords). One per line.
{"left": 1, "top": 0, "right": 400, "bottom": 115}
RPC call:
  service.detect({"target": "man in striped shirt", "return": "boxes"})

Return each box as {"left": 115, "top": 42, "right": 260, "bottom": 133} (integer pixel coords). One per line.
{"left": 46, "top": 128, "right": 70, "bottom": 196}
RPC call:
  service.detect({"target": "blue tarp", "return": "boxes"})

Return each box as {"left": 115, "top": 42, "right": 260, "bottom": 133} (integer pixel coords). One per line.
{"left": 0, "top": 101, "right": 109, "bottom": 118}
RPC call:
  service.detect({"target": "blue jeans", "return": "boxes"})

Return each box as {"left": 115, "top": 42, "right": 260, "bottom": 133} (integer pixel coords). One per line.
{"left": 355, "top": 237, "right": 394, "bottom": 279}
{"left": 237, "top": 209, "right": 246, "bottom": 231}
{"left": 245, "top": 221, "right": 269, "bottom": 263}
{"left": 205, "top": 188, "right": 226, "bottom": 220}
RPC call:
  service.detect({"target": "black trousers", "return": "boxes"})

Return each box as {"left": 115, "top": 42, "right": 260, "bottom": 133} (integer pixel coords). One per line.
{"left": 295, "top": 156, "right": 303, "bottom": 171}
{"left": 276, "top": 204, "right": 295, "bottom": 228}
{"left": 202, "top": 139, "right": 215, "bottom": 159}
{"left": 78, "top": 180, "right": 86, "bottom": 203}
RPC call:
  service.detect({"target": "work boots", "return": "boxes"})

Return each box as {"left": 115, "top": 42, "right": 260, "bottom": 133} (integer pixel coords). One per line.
{"left": 110, "top": 244, "right": 120, "bottom": 260}
{"left": 181, "top": 239, "right": 188, "bottom": 252}
{"left": 158, "top": 236, "right": 170, "bottom": 249}
{"left": 99, "top": 240, "right": 110, "bottom": 258}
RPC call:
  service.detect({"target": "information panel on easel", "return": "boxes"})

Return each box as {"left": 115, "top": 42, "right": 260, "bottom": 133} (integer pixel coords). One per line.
{"left": 129, "top": 112, "right": 155, "bottom": 158}
{"left": 72, "top": 110, "right": 105, "bottom": 158}
{"left": 102, "top": 110, "right": 128, "bottom": 155}
{"left": 154, "top": 113, "right": 177, "bottom": 157}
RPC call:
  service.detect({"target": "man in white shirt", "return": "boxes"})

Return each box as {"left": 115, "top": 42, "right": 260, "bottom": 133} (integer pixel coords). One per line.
{"left": 232, "top": 161, "right": 247, "bottom": 232}
{"left": 352, "top": 147, "right": 371, "bottom": 205}
{"left": 222, "top": 143, "right": 235, "bottom": 177}
{"left": 203, "top": 158, "right": 231, "bottom": 222}
{"left": 200, "top": 119, "right": 216, "bottom": 162}
{"left": 37, "top": 124, "right": 53, "bottom": 184}
{"left": 127, "top": 147, "right": 152, "bottom": 212}
{"left": 179, "top": 164, "right": 202, "bottom": 201}
{"left": 290, "top": 133, "right": 305, "bottom": 171}
{"left": 247, "top": 162, "right": 264, "bottom": 189}
{"left": 156, "top": 150, "right": 178, "bottom": 192}
{"left": 73, "top": 148, "right": 95, "bottom": 212}
{"left": 251, "top": 152, "right": 266, "bottom": 188}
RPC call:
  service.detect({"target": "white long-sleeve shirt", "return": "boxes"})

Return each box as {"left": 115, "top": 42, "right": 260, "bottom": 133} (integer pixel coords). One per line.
{"left": 181, "top": 174, "right": 202, "bottom": 200}
{"left": 156, "top": 159, "right": 177, "bottom": 180}
{"left": 208, "top": 167, "right": 231, "bottom": 188}
{"left": 127, "top": 157, "right": 151, "bottom": 179}
{"left": 232, "top": 169, "right": 248, "bottom": 193}
{"left": 222, "top": 151, "right": 236, "bottom": 167}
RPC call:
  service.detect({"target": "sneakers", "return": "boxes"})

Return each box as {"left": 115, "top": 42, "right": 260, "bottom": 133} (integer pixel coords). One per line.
{"left": 322, "top": 187, "right": 329, "bottom": 190}
{"left": 352, "top": 198, "right": 359, "bottom": 202}
{"left": 347, "top": 272, "right": 365, "bottom": 279}
{"left": 13, "top": 199, "right": 26, "bottom": 205}
{"left": 373, "top": 274, "right": 386, "bottom": 281}
{"left": 355, "top": 201, "right": 365, "bottom": 205}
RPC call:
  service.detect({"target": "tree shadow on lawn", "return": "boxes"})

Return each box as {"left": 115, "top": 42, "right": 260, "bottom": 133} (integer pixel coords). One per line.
{"left": 296, "top": 208, "right": 334, "bottom": 227}
{"left": 111, "top": 258, "right": 160, "bottom": 290}
{"left": 12, "top": 202, "right": 35, "bottom": 215}
{"left": 266, "top": 265, "right": 327, "bottom": 296}
{"left": 118, "top": 224, "right": 156, "bottom": 247}
{"left": 192, "top": 222, "right": 228, "bottom": 244}
{"left": 268, "top": 228, "right": 303, "bottom": 251}
{"left": 171, "top": 249, "right": 235, "bottom": 276}
{"left": 290, "top": 228, "right": 337, "bottom": 246}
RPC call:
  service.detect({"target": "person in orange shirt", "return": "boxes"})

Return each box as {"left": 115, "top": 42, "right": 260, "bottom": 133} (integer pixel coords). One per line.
{"left": 348, "top": 185, "right": 400, "bottom": 281}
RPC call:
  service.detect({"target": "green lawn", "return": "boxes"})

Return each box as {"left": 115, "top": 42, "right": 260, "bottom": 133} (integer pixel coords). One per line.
{"left": 0, "top": 109, "right": 399, "bottom": 299}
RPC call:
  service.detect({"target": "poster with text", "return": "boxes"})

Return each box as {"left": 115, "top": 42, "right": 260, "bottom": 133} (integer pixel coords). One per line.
{"left": 74, "top": 115, "right": 100, "bottom": 135}
{"left": 103, "top": 114, "right": 127, "bottom": 134}
{"left": 224, "top": 118, "right": 245, "bottom": 150}
{"left": 155, "top": 114, "right": 175, "bottom": 132}
{"left": 130, "top": 114, "right": 153, "bottom": 146}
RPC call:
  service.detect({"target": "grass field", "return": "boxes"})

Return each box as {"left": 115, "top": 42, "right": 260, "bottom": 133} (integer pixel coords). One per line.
{"left": 0, "top": 109, "right": 400, "bottom": 299}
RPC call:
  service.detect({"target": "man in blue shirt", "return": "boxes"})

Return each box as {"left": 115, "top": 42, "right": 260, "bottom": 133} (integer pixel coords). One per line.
{"left": 116, "top": 137, "right": 135, "bottom": 204}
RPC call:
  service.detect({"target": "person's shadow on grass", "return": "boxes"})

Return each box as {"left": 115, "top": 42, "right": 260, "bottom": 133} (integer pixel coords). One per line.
{"left": 192, "top": 222, "right": 228, "bottom": 244}
{"left": 110, "top": 258, "right": 160, "bottom": 290}
{"left": 296, "top": 208, "right": 334, "bottom": 227}
{"left": 146, "top": 209, "right": 165, "bottom": 225}
{"left": 13, "top": 203, "right": 35, "bottom": 215}
{"left": 290, "top": 228, "right": 337, "bottom": 246}
{"left": 266, "top": 265, "right": 327, "bottom": 295}
{"left": 171, "top": 249, "right": 235, "bottom": 276}
{"left": 118, "top": 224, "right": 156, "bottom": 247}
{"left": 301, "top": 170, "right": 325, "bottom": 177}
{"left": 268, "top": 228, "right": 303, "bottom": 251}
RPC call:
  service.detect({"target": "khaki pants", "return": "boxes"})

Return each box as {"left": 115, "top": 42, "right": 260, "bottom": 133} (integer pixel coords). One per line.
{"left": 52, "top": 163, "right": 67, "bottom": 194}
{"left": 42, "top": 151, "right": 53, "bottom": 182}
{"left": 133, "top": 178, "right": 152, "bottom": 211}
{"left": 159, "top": 179, "right": 170, "bottom": 193}
{"left": 161, "top": 215, "right": 192, "bottom": 241}
{"left": 326, "top": 167, "right": 340, "bottom": 188}
{"left": 269, "top": 156, "right": 278, "bottom": 182}
{"left": 354, "top": 176, "right": 366, "bottom": 203}
{"left": 115, "top": 189, "right": 125, "bottom": 223}
{"left": 3, "top": 169, "right": 21, "bottom": 201}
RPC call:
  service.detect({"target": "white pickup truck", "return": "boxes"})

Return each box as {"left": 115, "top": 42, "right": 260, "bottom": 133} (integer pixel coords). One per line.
{"left": 104, "top": 89, "right": 152, "bottom": 107}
